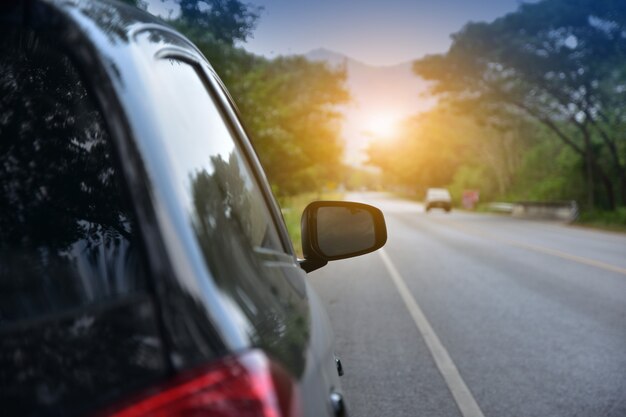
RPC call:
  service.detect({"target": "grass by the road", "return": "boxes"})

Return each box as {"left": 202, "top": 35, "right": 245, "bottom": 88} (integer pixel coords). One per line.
{"left": 575, "top": 208, "right": 626, "bottom": 233}
{"left": 278, "top": 192, "right": 343, "bottom": 257}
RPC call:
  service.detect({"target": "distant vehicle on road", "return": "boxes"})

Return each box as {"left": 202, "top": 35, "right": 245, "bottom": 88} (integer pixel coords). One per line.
{"left": 0, "top": 1, "right": 388, "bottom": 416}
{"left": 425, "top": 188, "right": 452, "bottom": 212}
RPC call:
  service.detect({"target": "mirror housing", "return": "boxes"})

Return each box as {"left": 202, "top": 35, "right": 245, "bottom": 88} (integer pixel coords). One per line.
{"left": 300, "top": 201, "right": 387, "bottom": 273}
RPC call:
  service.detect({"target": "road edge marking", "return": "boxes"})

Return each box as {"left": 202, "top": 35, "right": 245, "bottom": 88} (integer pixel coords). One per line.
{"left": 379, "top": 248, "right": 485, "bottom": 417}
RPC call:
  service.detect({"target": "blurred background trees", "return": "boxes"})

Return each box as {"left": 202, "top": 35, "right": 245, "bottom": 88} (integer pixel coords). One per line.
{"left": 133, "top": 0, "right": 626, "bottom": 218}
{"left": 370, "top": 0, "right": 626, "bottom": 212}
{"left": 133, "top": 0, "right": 349, "bottom": 197}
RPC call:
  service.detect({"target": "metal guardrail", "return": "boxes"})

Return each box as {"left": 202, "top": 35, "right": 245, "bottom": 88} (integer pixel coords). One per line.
{"left": 487, "top": 201, "right": 579, "bottom": 222}
{"left": 487, "top": 202, "right": 515, "bottom": 213}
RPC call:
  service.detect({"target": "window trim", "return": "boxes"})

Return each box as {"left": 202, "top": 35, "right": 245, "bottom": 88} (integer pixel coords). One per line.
{"left": 208, "top": 72, "right": 301, "bottom": 259}
{"left": 203, "top": 67, "right": 300, "bottom": 259}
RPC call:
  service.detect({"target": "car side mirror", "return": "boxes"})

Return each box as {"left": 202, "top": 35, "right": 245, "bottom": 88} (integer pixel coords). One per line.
{"left": 299, "top": 201, "right": 387, "bottom": 273}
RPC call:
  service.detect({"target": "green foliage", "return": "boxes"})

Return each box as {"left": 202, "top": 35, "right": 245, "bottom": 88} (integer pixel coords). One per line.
{"left": 367, "top": 105, "right": 534, "bottom": 201}
{"left": 507, "top": 140, "right": 585, "bottom": 202}
{"left": 413, "top": 0, "right": 626, "bottom": 210}
{"left": 366, "top": 100, "right": 597, "bottom": 210}
{"left": 227, "top": 56, "right": 348, "bottom": 196}
{"left": 449, "top": 165, "right": 490, "bottom": 204}
{"left": 177, "top": 0, "right": 261, "bottom": 44}
{"left": 141, "top": 1, "right": 348, "bottom": 197}
{"left": 576, "top": 207, "right": 626, "bottom": 232}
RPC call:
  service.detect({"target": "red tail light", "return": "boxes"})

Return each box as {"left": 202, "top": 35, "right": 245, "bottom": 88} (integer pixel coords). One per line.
{"left": 100, "top": 350, "right": 300, "bottom": 417}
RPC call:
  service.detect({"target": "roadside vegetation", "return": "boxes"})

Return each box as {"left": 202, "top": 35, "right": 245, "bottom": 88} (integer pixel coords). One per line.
{"left": 130, "top": 0, "right": 348, "bottom": 198}
{"left": 133, "top": 0, "right": 626, "bottom": 230}
{"left": 368, "top": 0, "right": 626, "bottom": 227}
{"left": 128, "top": 0, "right": 350, "bottom": 247}
{"left": 576, "top": 208, "right": 626, "bottom": 232}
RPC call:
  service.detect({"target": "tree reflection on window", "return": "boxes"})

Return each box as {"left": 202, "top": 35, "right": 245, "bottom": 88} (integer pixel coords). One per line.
{"left": 0, "top": 30, "right": 146, "bottom": 323}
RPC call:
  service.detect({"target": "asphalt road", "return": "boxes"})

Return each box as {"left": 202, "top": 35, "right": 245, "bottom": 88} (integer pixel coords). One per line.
{"left": 309, "top": 193, "right": 626, "bottom": 417}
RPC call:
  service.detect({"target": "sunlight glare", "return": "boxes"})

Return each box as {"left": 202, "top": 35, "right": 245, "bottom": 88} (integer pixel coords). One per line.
{"left": 365, "top": 113, "right": 398, "bottom": 139}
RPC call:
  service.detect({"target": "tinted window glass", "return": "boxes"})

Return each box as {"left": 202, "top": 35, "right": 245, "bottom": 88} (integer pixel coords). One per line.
{"left": 0, "top": 36, "right": 147, "bottom": 322}
{"left": 0, "top": 29, "right": 165, "bottom": 416}
{"left": 153, "top": 58, "right": 310, "bottom": 374}
{"left": 152, "top": 59, "right": 284, "bottom": 253}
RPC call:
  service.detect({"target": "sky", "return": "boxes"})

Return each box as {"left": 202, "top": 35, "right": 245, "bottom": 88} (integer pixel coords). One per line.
{"left": 242, "top": 0, "right": 527, "bottom": 66}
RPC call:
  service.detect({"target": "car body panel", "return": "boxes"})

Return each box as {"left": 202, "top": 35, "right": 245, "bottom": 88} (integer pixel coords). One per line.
{"left": 1, "top": 1, "right": 344, "bottom": 416}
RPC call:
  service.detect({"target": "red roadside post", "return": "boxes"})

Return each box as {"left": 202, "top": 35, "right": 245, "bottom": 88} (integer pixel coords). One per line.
{"left": 462, "top": 190, "right": 480, "bottom": 210}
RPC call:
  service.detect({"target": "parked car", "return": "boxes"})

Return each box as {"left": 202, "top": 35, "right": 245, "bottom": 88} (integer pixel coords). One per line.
{"left": 425, "top": 188, "right": 452, "bottom": 212}
{"left": 0, "top": 1, "right": 387, "bottom": 416}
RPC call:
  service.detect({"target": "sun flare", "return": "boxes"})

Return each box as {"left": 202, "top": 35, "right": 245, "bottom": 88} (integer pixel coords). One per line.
{"left": 365, "top": 113, "right": 398, "bottom": 139}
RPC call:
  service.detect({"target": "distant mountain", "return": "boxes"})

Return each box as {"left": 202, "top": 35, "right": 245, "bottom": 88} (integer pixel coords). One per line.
{"left": 305, "top": 48, "right": 434, "bottom": 166}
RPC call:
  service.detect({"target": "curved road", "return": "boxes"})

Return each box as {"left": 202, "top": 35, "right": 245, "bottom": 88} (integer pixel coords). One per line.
{"left": 310, "top": 193, "right": 626, "bottom": 417}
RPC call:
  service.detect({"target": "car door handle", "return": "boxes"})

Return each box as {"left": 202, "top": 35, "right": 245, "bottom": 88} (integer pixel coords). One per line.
{"left": 330, "top": 391, "right": 346, "bottom": 417}
{"left": 335, "top": 357, "right": 344, "bottom": 377}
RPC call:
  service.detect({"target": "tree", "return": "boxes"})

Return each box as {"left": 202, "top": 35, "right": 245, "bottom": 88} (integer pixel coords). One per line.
{"left": 413, "top": 0, "right": 626, "bottom": 209}
{"left": 177, "top": 0, "right": 261, "bottom": 44}
{"left": 143, "top": 0, "right": 349, "bottom": 196}
{"left": 228, "top": 56, "right": 348, "bottom": 195}
{"left": 366, "top": 106, "right": 532, "bottom": 200}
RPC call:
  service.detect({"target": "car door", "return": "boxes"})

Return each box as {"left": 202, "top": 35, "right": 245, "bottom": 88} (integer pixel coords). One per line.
{"left": 133, "top": 37, "right": 341, "bottom": 416}
{"left": 206, "top": 65, "right": 349, "bottom": 417}
{"left": 206, "top": 63, "right": 349, "bottom": 417}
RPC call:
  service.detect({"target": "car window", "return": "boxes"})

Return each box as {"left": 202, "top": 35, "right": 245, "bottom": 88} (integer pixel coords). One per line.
{"left": 0, "top": 28, "right": 166, "bottom": 416}
{"left": 151, "top": 56, "right": 310, "bottom": 373}
{"left": 151, "top": 59, "right": 284, "bottom": 253}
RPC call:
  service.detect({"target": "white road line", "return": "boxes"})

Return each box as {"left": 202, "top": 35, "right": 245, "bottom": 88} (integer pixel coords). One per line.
{"left": 379, "top": 249, "right": 485, "bottom": 417}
